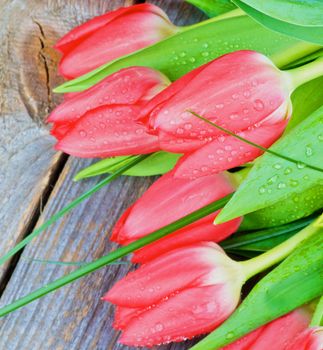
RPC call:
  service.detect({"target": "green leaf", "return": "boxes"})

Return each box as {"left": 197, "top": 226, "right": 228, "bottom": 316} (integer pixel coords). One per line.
{"left": 239, "top": 0, "right": 323, "bottom": 27}
{"left": 186, "top": 0, "right": 236, "bottom": 17}
{"left": 54, "top": 14, "right": 314, "bottom": 93}
{"left": 192, "top": 229, "right": 323, "bottom": 350}
{"left": 233, "top": 0, "right": 323, "bottom": 45}
{"left": 223, "top": 215, "right": 315, "bottom": 251}
{"left": 74, "top": 152, "right": 182, "bottom": 181}
{"left": 216, "top": 106, "right": 323, "bottom": 224}
{"left": 288, "top": 77, "right": 323, "bottom": 131}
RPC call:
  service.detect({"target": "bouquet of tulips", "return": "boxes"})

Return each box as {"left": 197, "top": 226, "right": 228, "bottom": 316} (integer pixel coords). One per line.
{"left": 1, "top": 1, "right": 322, "bottom": 349}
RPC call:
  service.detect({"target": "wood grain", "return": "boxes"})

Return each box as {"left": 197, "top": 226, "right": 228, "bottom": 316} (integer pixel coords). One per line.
{"left": 0, "top": 1, "right": 208, "bottom": 349}
{"left": 0, "top": 0, "right": 132, "bottom": 282}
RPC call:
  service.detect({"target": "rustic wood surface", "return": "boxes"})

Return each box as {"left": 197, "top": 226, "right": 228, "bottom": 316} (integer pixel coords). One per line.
{"left": 0, "top": 1, "right": 206, "bottom": 349}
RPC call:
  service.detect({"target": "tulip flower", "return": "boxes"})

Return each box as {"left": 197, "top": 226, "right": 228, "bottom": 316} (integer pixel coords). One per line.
{"left": 142, "top": 50, "right": 292, "bottom": 178}
{"left": 55, "top": 4, "right": 178, "bottom": 79}
{"left": 103, "top": 242, "right": 245, "bottom": 346}
{"left": 285, "top": 327, "right": 323, "bottom": 350}
{"left": 48, "top": 66, "right": 170, "bottom": 158}
{"left": 221, "top": 307, "right": 312, "bottom": 350}
{"left": 111, "top": 169, "right": 241, "bottom": 263}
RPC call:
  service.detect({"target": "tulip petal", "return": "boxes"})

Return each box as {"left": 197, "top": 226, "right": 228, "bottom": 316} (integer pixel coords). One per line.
{"left": 150, "top": 50, "right": 291, "bottom": 151}
{"left": 58, "top": 5, "right": 175, "bottom": 79}
{"left": 48, "top": 66, "right": 169, "bottom": 125}
{"left": 119, "top": 285, "right": 236, "bottom": 347}
{"left": 55, "top": 4, "right": 172, "bottom": 54}
{"left": 112, "top": 171, "right": 235, "bottom": 243}
{"left": 132, "top": 214, "right": 241, "bottom": 263}
{"left": 114, "top": 306, "right": 142, "bottom": 330}
{"left": 104, "top": 243, "right": 227, "bottom": 308}
{"left": 140, "top": 64, "right": 210, "bottom": 125}
{"left": 174, "top": 119, "right": 288, "bottom": 179}
{"left": 55, "top": 105, "right": 159, "bottom": 158}
{"left": 285, "top": 327, "right": 323, "bottom": 350}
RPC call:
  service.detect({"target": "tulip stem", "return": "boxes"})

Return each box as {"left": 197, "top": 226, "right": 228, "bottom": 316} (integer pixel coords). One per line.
{"left": 0, "top": 154, "right": 151, "bottom": 267}
{"left": 239, "top": 217, "right": 322, "bottom": 280}
{"left": 287, "top": 57, "right": 323, "bottom": 89}
{"left": 310, "top": 297, "right": 323, "bottom": 327}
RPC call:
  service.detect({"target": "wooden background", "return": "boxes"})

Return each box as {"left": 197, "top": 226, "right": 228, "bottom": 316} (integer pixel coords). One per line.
{"left": 0, "top": 0, "right": 207, "bottom": 349}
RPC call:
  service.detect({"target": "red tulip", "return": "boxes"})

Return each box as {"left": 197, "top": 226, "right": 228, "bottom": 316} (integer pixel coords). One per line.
{"left": 285, "top": 327, "right": 323, "bottom": 350}
{"left": 143, "top": 50, "right": 291, "bottom": 178}
{"left": 111, "top": 169, "right": 241, "bottom": 263}
{"left": 103, "top": 242, "right": 245, "bottom": 346}
{"left": 55, "top": 4, "right": 177, "bottom": 79}
{"left": 221, "top": 307, "right": 312, "bottom": 350}
{"left": 48, "top": 66, "right": 170, "bottom": 157}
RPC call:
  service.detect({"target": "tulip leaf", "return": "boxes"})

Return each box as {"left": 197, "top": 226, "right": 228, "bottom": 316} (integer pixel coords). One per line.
{"left": 222, "top": 215, "right": 315, "bottom": 251}
{"left": 216, "top": 106, "right": 323, "bottom": 224}
{"left": 238, "top": 0, "right": 323, "bottom": 27}
{"left": 240, "top": 184, "right": 323, "bottom": 230}
{"left": 192, "top": 229, "right": 323, "bottom": 350}
{"left": 74, "top": 152, "right": 182, "bottom": 181}
{"left": 54, "top": 15, "right": 309, "bottom": 93}
{"left": 287, "top": 77, "right": 323, "bottom": 132}
{"left": 185, "top": 0, "right": 236, "bottom": 17}
{"left": 233, "top": 0, "right": 323, "bottom": 45}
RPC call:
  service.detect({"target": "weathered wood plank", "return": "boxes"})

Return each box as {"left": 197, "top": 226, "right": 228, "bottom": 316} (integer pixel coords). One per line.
{"left": 0, "top": 1, "right": 207, "bottom": 349}
{"left": 0, "top": 0, "right": 134, "bottom": 283}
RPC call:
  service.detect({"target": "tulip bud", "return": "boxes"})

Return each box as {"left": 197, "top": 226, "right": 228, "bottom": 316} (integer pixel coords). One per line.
{"left": 285, "top": 327, "right": 323, "bottom": 350}
{"left": 55, "top": 4, "right": 178, "bottom": 79}
{"left": 103, "top": 242, "right": 245, "bottom": 347}
{"left": 48, "top": 66, "right": 170, "bottom": 158}
{"left": 144, "top": 50, "right": 292, "bottom": 178}
{"left": 221, "top": 307, "right": 312, "bottom": 350}
{"left": 111, "top": 169, "right": 241, "bottom": 263}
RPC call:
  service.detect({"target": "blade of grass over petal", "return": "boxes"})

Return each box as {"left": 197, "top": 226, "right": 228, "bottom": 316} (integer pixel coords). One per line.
{"left": 0, "top": 154, "right": 150, "bottom": 267}
{"left": 0, "top": 194, "right": 232, "bottom": 317}
{"left": 188, "top": 110, "right": 323, "bottom": 173}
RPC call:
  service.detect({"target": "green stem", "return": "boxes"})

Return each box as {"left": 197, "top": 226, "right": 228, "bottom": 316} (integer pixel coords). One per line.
{"left": 0, "top": 194, "right": 232, "bottom": 317}
{"left": 287, "top": 57, "right": 323, "bottom": 89}
{"left": 240, "top": 217, "right": 322, "bottom": 280}
{"left": 310, "top": 296, "right": 323, "bottom": 327}
{"left": 0, "top": 154, "right": 150, "bottom": 267}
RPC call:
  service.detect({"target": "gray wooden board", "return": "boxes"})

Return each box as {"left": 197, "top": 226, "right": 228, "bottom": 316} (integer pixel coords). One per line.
{"left": 0, "top": 0, "right": 207, "bottom": 349}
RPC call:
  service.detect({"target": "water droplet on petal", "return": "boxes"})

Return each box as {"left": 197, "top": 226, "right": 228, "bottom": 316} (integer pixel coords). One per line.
{"left": 79, "top": 130, "right": 87, "bottom": 137}
{"left": 253, "top": 99, "right": 264, "bottom": 111}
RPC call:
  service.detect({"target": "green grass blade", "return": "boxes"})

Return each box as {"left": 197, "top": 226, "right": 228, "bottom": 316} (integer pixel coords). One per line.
{"left": 221, "top": 215, "right": 316, "bottom": 250}
{"left": 0, "top": 154, "right": 150, "bottom": 267}
{"left": 0, "top": 194, "right": 232, "bottom": 317}
{"left": 189, "top": 110, "right": 323, "bottom": 173}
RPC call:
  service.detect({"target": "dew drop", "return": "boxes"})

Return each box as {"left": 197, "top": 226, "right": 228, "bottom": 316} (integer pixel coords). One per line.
{"left": 155, "top": 323, "right": 164, "bottom": 332}
{"left": 258, "top": 186, "right": 266, "bottom": 194}
{"left": 79, "top": 130, "right": 87, "bottom": 137}
{"left": 216, "top": 103, "right": 224, "bottom": 109}
{"left": 305, "top": 146, "right": 313, "bottom": 156}
{"left": 277, "top": 182, "right": 286, "bottom": 189}
{"left": 253, "top": 99, "right": 264, "bottom": 111}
